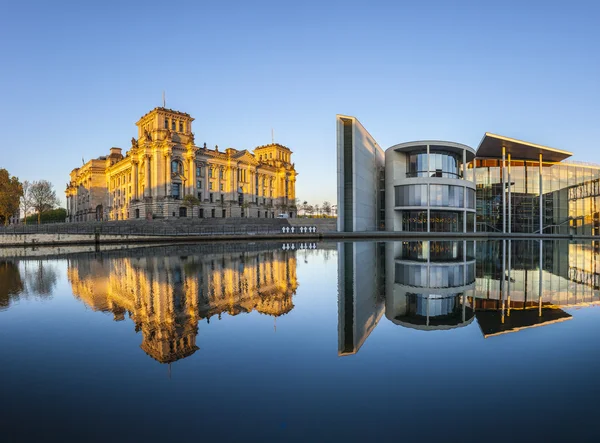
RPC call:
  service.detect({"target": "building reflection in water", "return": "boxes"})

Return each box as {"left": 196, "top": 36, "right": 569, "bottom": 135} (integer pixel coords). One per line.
{"left": 338, "top": 239, "right": 600, "bottom": 353}
{"left": 337, "top": 242, "right": 385, "bottom": 356}
{"left": 67, "top": 244, "right": 298, "bottom": 363}
{"left": 385, "top": 241, "right": 476, "bottom": 331}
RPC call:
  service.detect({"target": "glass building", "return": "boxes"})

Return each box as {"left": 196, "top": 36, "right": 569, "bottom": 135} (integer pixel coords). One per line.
{"left": 336, "top": 115, "right": 600, "bottom": 235}
{"left": 475, "top": 133, "right": 600, "bottom": 235}
{"left": 385, "top": 141, "right": 477, "bottom": 233}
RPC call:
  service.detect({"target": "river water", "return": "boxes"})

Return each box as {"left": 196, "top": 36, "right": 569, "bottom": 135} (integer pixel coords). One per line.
{"left": 1, "top": 240, "right": 599, "bottom": 442}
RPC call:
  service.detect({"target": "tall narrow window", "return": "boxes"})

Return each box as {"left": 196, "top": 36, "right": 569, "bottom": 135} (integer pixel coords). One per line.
{"left": 179, "top": 121, "right": 183, "bottom": 132}
{"left": 171, "top": 120, "right": 176, "bottom": 130}
{"left": 164, "top": 118, "right": 168, "bottom": 128}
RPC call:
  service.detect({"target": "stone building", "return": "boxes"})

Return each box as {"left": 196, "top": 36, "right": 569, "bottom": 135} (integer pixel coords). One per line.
{"left": 66, "top": 107, "right": 297, "bottom": 222}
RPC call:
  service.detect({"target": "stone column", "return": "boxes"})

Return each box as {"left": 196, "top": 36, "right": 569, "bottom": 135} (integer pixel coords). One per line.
{"left": 144, "top": 155, "right": 151, "bottom": 198}
{"left": 188, "top": 157, "right": 195, "bottom": 196}
{"left": 133, "top": 161, "right": 139, "bottom": 200}
{"left": 164, "top": 153, "right": 171, "bottom": 197}
{"left": 204, "top": 163, "right": 209, "bottom": 201}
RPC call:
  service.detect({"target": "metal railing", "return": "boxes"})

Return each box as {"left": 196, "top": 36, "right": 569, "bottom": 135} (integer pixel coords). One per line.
{"left": 0, "top": 222, "right": 320, "bottom": 237}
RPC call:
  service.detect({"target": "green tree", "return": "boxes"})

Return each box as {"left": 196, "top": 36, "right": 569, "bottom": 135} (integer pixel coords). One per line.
{"left": 30, "top": 180, "right": 60, "bottom": 224}
{"left": 25, "top": 208, "right": 67, "bottom": 224}
{"left": 183, "top": 194, "right": 200, "bottom": 216}
{"left": 0, "top": 169, "right": 23, "bottom": 226}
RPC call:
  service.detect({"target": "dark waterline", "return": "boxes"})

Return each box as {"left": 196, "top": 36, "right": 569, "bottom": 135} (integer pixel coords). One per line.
{"left": 1, "top": 240, "right": 599, "bottom": 442}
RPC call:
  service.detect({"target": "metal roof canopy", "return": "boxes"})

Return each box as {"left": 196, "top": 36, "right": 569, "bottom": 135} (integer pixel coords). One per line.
{"left": 476, "top": 133, "right": 573, "bottom": 162}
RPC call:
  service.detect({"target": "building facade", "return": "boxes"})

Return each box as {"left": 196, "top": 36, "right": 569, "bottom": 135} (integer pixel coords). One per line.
{"left": 337, "top": 115, "right": 600, "bottom": 235}
{"left": 66, "top": 107, "right": 297, "bottom": 222}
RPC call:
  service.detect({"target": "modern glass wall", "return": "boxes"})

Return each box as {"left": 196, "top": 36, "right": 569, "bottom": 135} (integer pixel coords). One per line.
{"left": 475, "top": 159, "right": 600, "bottom": 235}
{"left": 407, "top": 149, "right": 463, "bottom": 178}
{"left": 395, "top": 184, "right": 428, "bottom": 206}
{"left": 430, "top": 211, "right": 463, "bottom": 232}
{"left": 430, "top": 185, "right": 464, "bottom": 207}
{"left": 401, "top": 211, "right": 428, "bottom": 231}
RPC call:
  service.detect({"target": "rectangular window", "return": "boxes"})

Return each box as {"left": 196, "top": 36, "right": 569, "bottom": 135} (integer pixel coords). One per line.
{"left": 220, "top": 183, "right": 224, "bottom": 191}
{"left": 172, "top": 183, "right": 180, "bottom": 199}
{"left": 197, "top": 181, "right": 202, "bottom": 189}
{"left": 196, "top": 167, "right": 201, "bottom": 177}
{"left": 221, "top": 194, "right": 224, "bottom": 203}
{"left": 209, "top": 182, "right": 213, "bottom": 190}
{"left": 209, "top": 168, "right": 213, "bottom": 178}
{"left": 222, "top": 209, "right": 226, "bottom": 218}
{"left": 179, "top": 121, "right": 183, "bottom": 132}
{"left": 164, "top": 118, "right": 168, "bottom": 128}
{"left": 197, "top": 192, "right": 202, "bottom": 201}
{"left": 210, "top": 193, "right": 213, "bottom": 203}
{"left": 211, "top": 208, "right": 215, "bottom": 218}
{"left": 171, "top": 121, "right": 176, "bottom": 130}
{"left": 199, "top": 208, "right": 204, "bottom": 218}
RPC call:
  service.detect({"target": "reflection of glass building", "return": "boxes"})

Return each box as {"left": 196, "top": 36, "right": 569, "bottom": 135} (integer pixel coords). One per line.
{"left": 385, "top": 241, "right": 476, "bottom": 330}
{"left": 337, "top": 239, "right": 600, "bottom": 354}
{"left": 337, "top": 115, "right": 600, "bottom": 235}
{"left": 66, "top": 244, "right": 298, "bottom": 363}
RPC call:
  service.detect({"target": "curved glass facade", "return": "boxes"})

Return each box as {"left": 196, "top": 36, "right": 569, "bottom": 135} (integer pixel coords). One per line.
{"left": 395, "top": 262, "right": 475, "bottom": 288}
{"left": 395, "top": 184, "right": 428, "bottom": 206}
{"left": 401, "top": 211, "right": 428, "bottom": 231}
{"left": 430, "top": 185, "right": 464, "bottom": 207}
{"left": 407, "top": 149, "right": 463, "bottom": 178}
{"left": 395, "top": 184, "right": 475, "bottom": 209}
{"left": 430, "top": 211, "right": 463, "bottom": 232}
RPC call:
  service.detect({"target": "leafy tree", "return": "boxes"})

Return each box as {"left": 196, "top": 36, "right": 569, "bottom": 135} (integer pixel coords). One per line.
{"left": 25, "top": 208, "right": 67, "bottom": 224}
{"left": 20, "top": 180, "right": 32, "bottom": 224}
{"left": 183, "top": 194, "right": 200, "bottom": 216}
{"left": 30, "top": 180, "right": 60, "bottom": 224}
{"left": 0, "top": 169, "right": 23, "bottom": 226}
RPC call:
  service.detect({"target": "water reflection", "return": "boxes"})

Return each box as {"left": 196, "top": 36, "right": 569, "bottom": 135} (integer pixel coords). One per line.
{"left": 66, "top": 243, "right": 298, "bottom": 363}
{"left": 338, "top": 239, "right": 600, "bottom": 353}
{"left": 0, "top": 259, "right": 57, "bottom": 310}
{"left": 2, "top": 240, "right": 599, "bottom": 363}
{"left": 385, "top": 241, "right": 476, "bottom": 331}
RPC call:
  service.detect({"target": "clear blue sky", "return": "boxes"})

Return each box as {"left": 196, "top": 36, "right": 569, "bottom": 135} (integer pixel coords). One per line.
{"left": 1, "top": 0, "right": 599, "bottom": 207}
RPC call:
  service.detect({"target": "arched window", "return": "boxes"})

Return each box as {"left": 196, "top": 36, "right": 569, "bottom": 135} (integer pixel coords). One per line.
{"left": 171, "top": 160, "right": 183, "bottom": 174}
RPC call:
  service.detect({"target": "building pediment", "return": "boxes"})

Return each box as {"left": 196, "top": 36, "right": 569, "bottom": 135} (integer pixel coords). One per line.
{"left": 232, "top": 150, "right": 258, "bottom": 165}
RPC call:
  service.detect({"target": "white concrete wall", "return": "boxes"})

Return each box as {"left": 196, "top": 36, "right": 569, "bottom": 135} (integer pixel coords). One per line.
{"left": 385, "top": 149, "right": 407, "bottom": 231}
{"left": 336, "top": 115, "right": 384, "bottom": 232}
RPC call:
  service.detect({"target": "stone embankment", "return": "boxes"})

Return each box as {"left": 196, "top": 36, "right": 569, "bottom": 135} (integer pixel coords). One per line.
{"left": 0, "top": 218, "right": 337, "bottom": 248}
